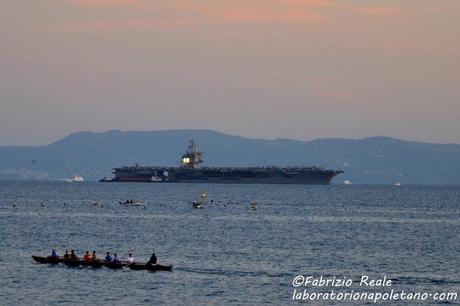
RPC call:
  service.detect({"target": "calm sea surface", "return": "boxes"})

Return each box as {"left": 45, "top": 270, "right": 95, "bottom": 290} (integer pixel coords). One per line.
{"left": 0, "top": 181, "right": 459, "bottom": 305}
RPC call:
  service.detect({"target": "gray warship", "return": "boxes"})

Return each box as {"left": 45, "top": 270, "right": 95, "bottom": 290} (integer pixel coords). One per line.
{"left": 100, "top": 140, "right": 343, "bottom": 184}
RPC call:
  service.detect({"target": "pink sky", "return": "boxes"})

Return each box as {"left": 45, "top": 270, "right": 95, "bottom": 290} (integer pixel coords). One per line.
{"left": 0, "top": 0, "right": 459, "bottom": 145}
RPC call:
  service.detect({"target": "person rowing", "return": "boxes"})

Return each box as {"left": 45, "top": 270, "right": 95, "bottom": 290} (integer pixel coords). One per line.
{"left": 92, "top": 251, "right": 98, "bottom": 261}
{"left": 113, "top": 253, "right": 120, "bottom": 263}
{"left": 127, "top": 253, "right": 135, "bottom": 264}
{"left": 70, "top": 250, "right": 78, "bottom": 260}
{"left": 105, "top": 252, "right": 112, "bottom": 262}
{"left": 63, "top": 250, "right": 70, "bottom": 260}
{"left": 146, "top": 253, "right": 157, "bottom": 266}
{"left": 84, "top": 251, "right": 92, "bottom": 262}
{"left": 51, "top": 249, "right": 58, "bottom": 258}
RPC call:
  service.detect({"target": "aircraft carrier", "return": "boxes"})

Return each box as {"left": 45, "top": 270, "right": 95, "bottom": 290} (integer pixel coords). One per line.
{"left": 100, "top": 140, "right": 343, "bottom": 185}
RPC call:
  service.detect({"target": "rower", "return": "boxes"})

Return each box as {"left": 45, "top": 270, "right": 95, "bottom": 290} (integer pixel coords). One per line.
{"left": 105, "top": 252, "right": 112, "bottom": 262}
{"left": 63, "top": 250, "right": 70, "bottom": 259}
{"left": 70, "top": 250, "right": 78, "bottom": 260}
{"left": 92, "top": 251, "right": 98, "bottom": 260}
{"left": 84, "top": 251, "right": 92, "bottom": 262}
{"left": 146, "top": 253, "right": 157, "bottom": 266}
{"left": 127, "top": 253, "right": 135, "bottom": 264}
{"left": 51, "top": 249, "right": 58, "bottom": 258}
{"left": 113, "top": 253, "right": 120, "bottom": 263}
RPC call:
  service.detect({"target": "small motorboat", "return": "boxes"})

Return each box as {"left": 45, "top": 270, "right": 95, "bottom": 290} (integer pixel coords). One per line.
{"left": 99, "top": 176, "right": 114, "bottom": 182}
{"left": 64, "top": 175, "right": 84, "bottom": 183}
{"left": 192, "top": 201, "right": 203, "bottom": 209}
{"left": 119, "top": 200, "right": 143, "bottom": 206}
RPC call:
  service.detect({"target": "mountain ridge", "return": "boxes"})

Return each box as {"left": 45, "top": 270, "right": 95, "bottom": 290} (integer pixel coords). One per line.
{"left": 0, "top": 129, "right": 459, "bottom": 184}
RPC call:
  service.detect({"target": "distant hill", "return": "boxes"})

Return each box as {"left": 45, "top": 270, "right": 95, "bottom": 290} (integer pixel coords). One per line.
{"left": 0, "top": 129, "right": 459, "bottom": 184}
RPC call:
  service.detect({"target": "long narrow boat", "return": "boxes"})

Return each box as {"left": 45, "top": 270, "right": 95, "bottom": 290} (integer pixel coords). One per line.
{"left": 128, "top": 263, "right": 172, "bottom": 271}
{"left": 32, "top": 255, "right": 172, "bottom": 271}
{"left": 104, "top": 261, "right": 128, "bottom": 269}
{"left": 63, "top": 259, "right": 82, "bottom": 267}
{"left": 32, "top": 255, "right": 64, "bottom": 264}
{"left": 127, "top": 263, "right": 146, "bottom": 270}
{"left": 82, "top": 260, "right": 104, "bottom": 268}
{"left": 149, "top": 264, "right": 173, "bottom": 271}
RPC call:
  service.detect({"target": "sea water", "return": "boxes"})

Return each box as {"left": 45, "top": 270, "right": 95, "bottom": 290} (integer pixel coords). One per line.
{"left": 0, "top": 181, "right": 459, "bottom": 305}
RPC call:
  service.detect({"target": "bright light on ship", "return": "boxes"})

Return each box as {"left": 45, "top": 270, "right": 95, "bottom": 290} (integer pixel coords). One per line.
{"left": 182, "top": 157, "right": 190, "bottom": 164}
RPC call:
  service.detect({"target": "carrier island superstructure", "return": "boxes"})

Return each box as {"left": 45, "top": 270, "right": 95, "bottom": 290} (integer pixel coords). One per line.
{"left": 100, "top": 140, "right": 343, "bottom": 184}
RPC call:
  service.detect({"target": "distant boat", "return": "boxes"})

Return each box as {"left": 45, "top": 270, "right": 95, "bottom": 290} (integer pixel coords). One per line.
{"left": 64, "top": 175, "right": 84, "bottom": 182}
{"left": 119, "top": 200, "right": 143, "bottom": 206}
{"left": 344, "top": 180, "right": 352, "bottom": 185}
{"left": 394, "top": 182, "right": 401, "bottom": 186}
{"left": 192, "top": 201, "right": 203, "bottom": 209}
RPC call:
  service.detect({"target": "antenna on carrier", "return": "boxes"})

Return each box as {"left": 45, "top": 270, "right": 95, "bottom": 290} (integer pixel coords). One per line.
{"left": 181, "top": 139, "right": 203, "bottom": 169}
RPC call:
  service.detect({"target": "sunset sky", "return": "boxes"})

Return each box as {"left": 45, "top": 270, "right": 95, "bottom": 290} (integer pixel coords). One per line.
{"left": 1, "top": 0, "right": 459, "bottom": 145}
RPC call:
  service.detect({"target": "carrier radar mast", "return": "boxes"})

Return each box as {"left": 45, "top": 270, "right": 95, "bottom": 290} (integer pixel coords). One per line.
{"left": 181, "top": 139, "right": 203, "bottom": 169}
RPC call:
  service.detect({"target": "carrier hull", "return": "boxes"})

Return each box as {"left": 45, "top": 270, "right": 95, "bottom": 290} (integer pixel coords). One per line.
{"left": 102, "top": 166, "right": 343, "bottom": 185}
{"left": 100, "top": 140, "right": 343, "bottom": 185}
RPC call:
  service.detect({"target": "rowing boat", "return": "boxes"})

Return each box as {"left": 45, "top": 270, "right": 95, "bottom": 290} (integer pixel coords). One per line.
{"left": 128, "top": 263, "right": 173, "bottom": 271}
{"left": 151, "top": 264, "right": 173, "bottom": 271}
{"left": 60, "top": 259, "right": 125, "bottom": 268}
{"left": 32, "top": 255, "right": 64, "bottom": 264}
{"left": 32, "top": 255, "right": 172, "bottom": 271}
{"left": 104, "top": 261, "right": 128, "bottom": 269}
{"left": 82, "top": 260, "right": 104, "bottom": 268}
{"left": 63, "top": 259, "right": 82, "bottom": 267}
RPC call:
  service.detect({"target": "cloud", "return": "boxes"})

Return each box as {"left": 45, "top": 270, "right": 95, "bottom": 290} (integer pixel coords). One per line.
{"left": 70, "top": 0, "right": 139, "bottom": 6}
{"left": 352, "top": 6, "right": 402, "bottom": 17}
{"left": 195, "top": 4, "right": 323, "bottom": 24}
{"left": 272, "top": 0, "right": 336, "bottom": 7}
{"left": 64, "top": 0, "right": 327, "bottom": 31}
{"left": 63, "top": 1, "right": 402, "bottom": 32}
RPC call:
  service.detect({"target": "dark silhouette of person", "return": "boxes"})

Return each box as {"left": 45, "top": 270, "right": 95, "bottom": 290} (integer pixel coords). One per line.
{"left": 70, "top": 250, "right": 78, "bottom": 260}
{"left": 146, "top": 253, "right": 157, "bottom": 266}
